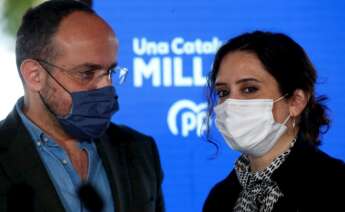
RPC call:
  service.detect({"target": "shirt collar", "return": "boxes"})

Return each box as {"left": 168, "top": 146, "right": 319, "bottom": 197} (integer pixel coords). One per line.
{"left": 16, "top": 97, "right": 95, "bottom": 149}
{"left": 15, "top": 97, "right": 45, "bottom": 144}
{"left": 235, "top": 138, "right": 296, "bottom": 188}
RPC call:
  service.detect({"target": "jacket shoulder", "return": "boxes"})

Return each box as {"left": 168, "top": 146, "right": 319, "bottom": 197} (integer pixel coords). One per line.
{"left": 203, "top": 170, "right": 240, "bottom": 212}
{"left": 303, "top": 149, "right": 345, "bottom": 210}
{"left": 0, "top": 108, "right": 21, "bottom": 146}
{"left": 301, "top": 145, "right": 345, "bottom": 177}
{"left": 106, "top": 123, "right": 154, "bottom": 144}
{"left": 275, "top": 141, "right": 345, "bottom": 210}
{"left": 311, "top": 148, "right": 345, "bottom": 185}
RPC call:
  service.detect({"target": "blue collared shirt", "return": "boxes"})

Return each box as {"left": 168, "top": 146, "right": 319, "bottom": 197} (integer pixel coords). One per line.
{"left": 16, "top": 98, "right": 114, "bottom": 212}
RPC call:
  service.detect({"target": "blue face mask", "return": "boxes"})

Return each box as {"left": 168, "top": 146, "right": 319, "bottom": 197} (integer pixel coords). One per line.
{"left": 56, "top": 86, "right": 119, "bottom": 140}
{"left": 39, "top": 67, "right": 119, "bottom": 140}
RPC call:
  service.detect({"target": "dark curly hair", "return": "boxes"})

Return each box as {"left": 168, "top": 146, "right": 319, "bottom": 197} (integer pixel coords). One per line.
{"left": 207, "top": 31, "right": 330, "bottom": 146}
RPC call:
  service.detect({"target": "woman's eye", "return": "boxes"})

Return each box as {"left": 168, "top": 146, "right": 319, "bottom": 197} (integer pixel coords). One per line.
{"left": 216, "top": 89, "right": 229, "bottom": 98}
{"left": 242, "top": 86, "right": 258, "bottom": 94}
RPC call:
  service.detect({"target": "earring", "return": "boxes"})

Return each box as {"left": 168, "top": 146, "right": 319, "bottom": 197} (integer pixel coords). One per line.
{"left": 292, "top": 118, "right": 296, "bottom": 128}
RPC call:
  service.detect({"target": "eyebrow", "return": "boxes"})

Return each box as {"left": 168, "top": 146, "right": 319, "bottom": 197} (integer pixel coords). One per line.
{"left": 215, "top": 78, "right": 261, "bottom": 87}
{"left": 236, "top": 78, "right": 261, "bottom": 84}
{"left": 73, "top": 62, "right": 118, "bottom": 71}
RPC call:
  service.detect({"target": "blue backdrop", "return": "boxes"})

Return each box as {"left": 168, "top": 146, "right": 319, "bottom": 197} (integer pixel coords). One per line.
{"left": 94, "top": 1, "right": 345, "bottom": 211}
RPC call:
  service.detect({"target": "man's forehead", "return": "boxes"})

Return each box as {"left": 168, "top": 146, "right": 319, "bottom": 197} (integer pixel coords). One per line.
{"left": 48, "top": 11, "right": 118, "bottom": 67}
{"left": 51, "top": 11, "right": 117, "bottom": 49}
{"left": 56, "top": 11, "right": 115, "bottom": 39}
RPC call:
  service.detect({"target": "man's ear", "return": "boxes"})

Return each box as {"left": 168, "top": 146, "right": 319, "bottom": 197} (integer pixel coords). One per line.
{"left": 289, "top": 89, "right": 309, "bottom": 117}
{"left": 20, "top": 59, "right": 45, "bottom": 91}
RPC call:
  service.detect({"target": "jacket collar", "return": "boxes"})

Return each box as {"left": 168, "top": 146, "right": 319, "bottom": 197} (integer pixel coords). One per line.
{"left": 270, "top": 133, "right": 318, "bottom": 207}
{"left": 96, "top": 124, "right": 134, "bottom": 212}
{"left": 0, "top": 107, "right": 65, "bottom": 211}
{"left": 0, "top": 107, "right": 136, "bottom": 212}
{"left": 223, "top": 133, "right": 319, "bottom": 208}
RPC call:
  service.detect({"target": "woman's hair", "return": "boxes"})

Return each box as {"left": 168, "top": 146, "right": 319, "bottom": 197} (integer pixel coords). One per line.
{"left": 207, "top": 31, "right": 330, "bottom": 146}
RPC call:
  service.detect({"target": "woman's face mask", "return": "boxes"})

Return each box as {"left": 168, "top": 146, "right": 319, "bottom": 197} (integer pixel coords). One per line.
{"left": 214, "top": 95, "right": 290, "bottom": 156}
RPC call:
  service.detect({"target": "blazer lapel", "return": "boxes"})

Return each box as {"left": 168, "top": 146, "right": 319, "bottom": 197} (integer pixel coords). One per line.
{"left": 0, "top": 109, "right": 65, "bottom": 212}
{"left": 96, "top": 127, "right": 133, "bottom": 212}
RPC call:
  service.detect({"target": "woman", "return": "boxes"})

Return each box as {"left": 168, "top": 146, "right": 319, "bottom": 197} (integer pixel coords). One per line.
{"left": 203, "top": 31, "right": 345, "bottom": 212}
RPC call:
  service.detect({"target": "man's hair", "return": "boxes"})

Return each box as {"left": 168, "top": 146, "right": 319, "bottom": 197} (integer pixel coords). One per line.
{"left": 15, "top": 0, "right": 95, "bottom": 71}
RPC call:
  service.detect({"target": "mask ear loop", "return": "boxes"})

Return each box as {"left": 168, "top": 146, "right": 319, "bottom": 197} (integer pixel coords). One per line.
{"left": 274, "top": 93, "right": 291, "bottom": 126}
{"left": 277, "top": 93, "right": 298, "bottom": 146}
{"left": 273, "top": 93, "right": 289, "bottom": 103}
{"left": 282, "top": 114, "right": 291, "bottom": 125}
{"left": 37, "top": 61, "right": 73, "bottom": 117}
{"left": 274, "top": 93, "right": 297, "bottom": 129}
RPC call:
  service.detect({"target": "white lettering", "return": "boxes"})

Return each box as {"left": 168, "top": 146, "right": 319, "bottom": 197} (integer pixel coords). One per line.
{"left": 171, "top": 37, "right": 184, "bottom": 55}
{"left": 133, "top": 57, "right": 161, "bottom": 87}
{"left": 133, "top": 56, "right": 208, "bottom": 87}
{"left": 181, "top": 111, "right": 197, "bottom": 137}
{"left": 193, "top": 57, "right": 207, "bottom": 86}
{"left": 163, "top": 57, "right": 173, "bottom": 87}
{"left": 174, "top": 57, "right": 193, "bottom": 87}
{"left": 170, "top": 37, "right": 223, "bottom": 55}
{"left": 133, "top": 37, "right": 169, "bottom": 55}
{"left": 167, "top": 99, "right": 208, "bottom": 137}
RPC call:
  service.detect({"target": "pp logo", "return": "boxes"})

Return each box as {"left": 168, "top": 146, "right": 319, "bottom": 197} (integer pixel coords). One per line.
{"left": 167, "top": 99, "right": 208, "bottom": 137}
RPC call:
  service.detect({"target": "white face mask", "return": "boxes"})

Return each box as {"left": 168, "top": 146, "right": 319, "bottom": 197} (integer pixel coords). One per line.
{"left": 214, "top": 96, "right": 290, "bottom": 157}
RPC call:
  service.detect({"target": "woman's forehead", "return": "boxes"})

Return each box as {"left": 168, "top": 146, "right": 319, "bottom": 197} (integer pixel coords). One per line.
{"left": 216, "top": 51, "right": 271, "bottom": 84}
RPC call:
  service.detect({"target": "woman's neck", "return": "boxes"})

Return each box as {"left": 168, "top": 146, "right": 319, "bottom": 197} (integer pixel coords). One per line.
{"left": 248, "top": 130, "right": 297, "bottom": 172}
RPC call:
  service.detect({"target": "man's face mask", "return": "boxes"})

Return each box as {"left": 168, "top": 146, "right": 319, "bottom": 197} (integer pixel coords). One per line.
{"left": 38, "top": 60, "right": 119, "bottom": 140}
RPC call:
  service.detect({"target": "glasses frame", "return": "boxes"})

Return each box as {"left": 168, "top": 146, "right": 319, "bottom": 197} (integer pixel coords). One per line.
{"left": 35, "top": 58, "right": 128, "bottom": 86}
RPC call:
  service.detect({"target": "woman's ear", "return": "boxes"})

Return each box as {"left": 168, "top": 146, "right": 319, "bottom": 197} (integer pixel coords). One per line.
{"left": 20, "top": 59, "right": 45, "bottom": 91}
{"left": 289, "top": 89, "right": 309, "bottom": 117}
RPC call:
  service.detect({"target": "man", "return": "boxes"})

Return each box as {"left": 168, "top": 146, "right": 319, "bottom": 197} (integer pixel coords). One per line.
{"left": 0, "top": 1, "right": 164, "bottom": 211}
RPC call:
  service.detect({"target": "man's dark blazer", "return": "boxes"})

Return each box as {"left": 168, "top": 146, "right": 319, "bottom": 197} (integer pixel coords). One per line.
{"left": 0, "top": 108, "right": 164, "bottom": 212}
{"left": 203, "top": 133, "right": 345, "bottom": 212}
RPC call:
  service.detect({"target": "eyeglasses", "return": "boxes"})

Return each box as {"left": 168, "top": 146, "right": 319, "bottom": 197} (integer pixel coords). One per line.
{"left": 36, "top": 58, "right": 128, "bottom": 86}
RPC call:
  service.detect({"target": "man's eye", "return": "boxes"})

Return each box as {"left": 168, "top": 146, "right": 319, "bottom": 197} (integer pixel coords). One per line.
{"left": 216, "top": 89, "right": 229, "bottom": 98}
{"left": 78, "top": 70, "right": 96, "bottom": 81}
{"left": 242, "top": 87, "right": 258, "bottom": 93}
